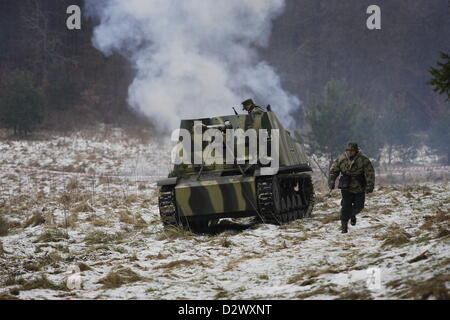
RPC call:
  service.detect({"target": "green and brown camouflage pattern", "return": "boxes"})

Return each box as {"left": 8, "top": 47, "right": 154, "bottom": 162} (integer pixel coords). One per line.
{"left": 173, "top": 111, "right": 309, "bottom": 172}
{"left": 158, "top": 110, "right": 312, "bottom": 218}
{"left": 329, "top": 151, "right": 375, "bottom": 194}
{"left": 175, "top": 176, "right": 257, "bottom": 217}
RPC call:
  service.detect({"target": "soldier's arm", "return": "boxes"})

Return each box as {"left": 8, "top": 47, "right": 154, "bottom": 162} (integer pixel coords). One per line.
{"left": 364, "top": 158, "right": 375, "bottom": 191}
{"left": 328, "top": 157, "right": 341, "bottom": 186}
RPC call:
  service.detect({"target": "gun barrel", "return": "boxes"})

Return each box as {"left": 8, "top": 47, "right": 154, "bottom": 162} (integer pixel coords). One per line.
{"left": 204, "top": 121, "right": 233, "bottom": 131}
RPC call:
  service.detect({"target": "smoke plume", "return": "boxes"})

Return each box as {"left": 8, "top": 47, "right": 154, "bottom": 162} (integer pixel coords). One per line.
{"left": 86, "top": 0, "right": 300, "bottom": 131}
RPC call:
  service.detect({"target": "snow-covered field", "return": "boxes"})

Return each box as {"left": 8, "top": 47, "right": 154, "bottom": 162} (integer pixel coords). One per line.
{"left": 0, "top": 129, "right": 449, "bottom": 300}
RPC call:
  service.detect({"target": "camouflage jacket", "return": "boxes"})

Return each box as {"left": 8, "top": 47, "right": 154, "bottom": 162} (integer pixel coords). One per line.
{"left": 329, "top": 151, "right": 375, "bottom": 193}
{"left": 245, "top": 106, "right": 265, "bottom": 130}
{"left": 250, "top": 106, "right": 264, "bottom": 116}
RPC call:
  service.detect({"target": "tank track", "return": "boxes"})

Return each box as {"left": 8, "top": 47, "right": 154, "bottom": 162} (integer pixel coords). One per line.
{"left": 256, "top": 173, "right": 315, "bottom": 225}
{"left": 158, "top": 186, "right": 179, "bottom": 227}
{"left": 158, "top": 173, "right": 315, "bottom": 230}
{"left": 158, "top": 185, "right": 215, "bottom": 232}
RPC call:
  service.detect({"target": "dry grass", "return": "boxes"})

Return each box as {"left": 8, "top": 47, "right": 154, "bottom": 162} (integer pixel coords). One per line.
{"left": 258, "top": 274, "right": 269, "bottom": 280}
{"left": 408, "top": 251, "right": 429, "bottom": 264}
{"left": 388, "top": 275, "right": 450, "bottom": 300}
{"left": 23, "top": 210, "right": 46, "bottom": 228}
{"left": 63, "top": 212, "right": 78, "bottom": 228}
{"left": 214, "top": 288, "right": 230, "bottom": 299}
{"left": 20, "top": 275, "right": 67, "bottom": 292}
{"left": 125, "top": 194, "right": 139, "bottom": 204}
{"left": 0, "top": 293, "right": 20, "bottom": 300}
{"left": 296, "top": 284, "right": 339, "bottom": 299}
{"left": 288, "top": 267, "right": 341, "bottom": 286}
{"left": 421, "top": 208, "right": 450, "bottom": 231}
{"left": 320, "top": 213, "right": 339, "bottom": 224}
{"left": 23, "top": 251, "right": 63, "bottom": 271}
{"left": 338, "top": 289, "right": 373, "bottom": 300}
{"left": 119, "top": 210, "right": 135, "bottom": 224}
{"left": 35, "top": 229, "right": 69, "bottom": 243}
{"left": 157, "top": 226, "right": 195, "bottom": 241}
{"left": 78, "top": 262, "right": 92, "bottom": 272}
{"left": 379, "top": 226, "right": 412, "bottom": 247}
{"left": 84, "top": 230, "right": 118, "bottom": 245}
{"left": 220, "top": 238, "right": 234, "bottom": 248}
{"left": 66, "top": 178, "right": 80, "bottom": 191}
{"left": 71, "top": 202, "right": 93, "bottom": 214}
{"left": 0, "top": 216, "right": 9, "bottom": 236}
{"left": 145, "top": 253, "right": 169, "bottom": 260}
{"left": 155, "top": 259, "right": 207, "bottom": 269}
{"left": 98, "top": 268, "right": 143, "bottom": 289}
{"left": 224, "top": 254, "right": 264, "bottom": 272}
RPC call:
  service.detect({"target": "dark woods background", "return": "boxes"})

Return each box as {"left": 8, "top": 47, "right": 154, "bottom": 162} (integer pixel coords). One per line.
{"left": 0, "top": 0, "right": 449, "bottom": 164}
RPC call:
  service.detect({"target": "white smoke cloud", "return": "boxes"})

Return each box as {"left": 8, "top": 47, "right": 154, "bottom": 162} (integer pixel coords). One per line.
{"left": 86, "top": 0, "right": 300, "bottom": 131}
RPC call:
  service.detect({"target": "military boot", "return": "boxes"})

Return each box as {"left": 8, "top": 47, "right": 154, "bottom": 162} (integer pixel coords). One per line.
{"left": 350, "top": 215, "right": 357, "bottom": 226}
{"left": 340, "top": 220, "right": 348, "bottom": 233}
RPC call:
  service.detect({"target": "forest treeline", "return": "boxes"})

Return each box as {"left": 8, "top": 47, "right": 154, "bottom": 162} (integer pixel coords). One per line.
{"left": 0, "top": 0, "right": 449, "bottom": 163}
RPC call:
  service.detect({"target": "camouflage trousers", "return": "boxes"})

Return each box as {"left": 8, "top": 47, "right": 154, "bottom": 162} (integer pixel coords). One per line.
{"left": 340, "top": 190, "right": 365, "bottom": 223}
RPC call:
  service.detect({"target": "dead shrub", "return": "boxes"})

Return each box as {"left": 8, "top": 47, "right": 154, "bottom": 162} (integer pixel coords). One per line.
{"left": 84, "top": 230, "right": 117, "bottom": 245}
{"left": 157, "top": 226, "right": 194, "bottom": 241}
{"left": 71, "top": 202, "right": 93, "bottom": 214}
{"left": 119, "top": 210, "right": 134, "bottom": 224}
{"left": 35, "top": 229, "right": 69, "bottom": 243}
{"left": 421, "top": 209, "right": 450, "bottom": 231}
{"left": 402, "top": 275, "right": 450, "bottom": 300}
{"left": 20, "top": 275, "right": 67, "bottom": 292}
{"left": 220, "top": 238, "right": 233, "bottom": 248}
{"left": 23, "top": 210, "right": 46, "bottom": 228}
{"left": 379, "top": 226, "right": 412, "bottom": 247}
{"left": 98, "top": 268, "right": 143, "bottom": 289}
{"left": 436, "top": 228, "right": 450, "bottom": 239}
{"left": 125, "top": 194, "right": 139, "bottom": 204}
{"left": 78, "top": 262, "right": 92, "bottom": 272}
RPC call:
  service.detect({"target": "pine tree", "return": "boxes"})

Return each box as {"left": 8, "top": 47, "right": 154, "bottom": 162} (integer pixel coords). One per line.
{"left": 429, "top": 52, "right": 450, "bottom": 101}
{"left": 305, "top": 79, "right": 381, "bottom": 169}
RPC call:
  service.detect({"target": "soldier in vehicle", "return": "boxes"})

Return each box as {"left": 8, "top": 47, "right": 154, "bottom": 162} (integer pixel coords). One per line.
{"left": 242, "top": 99, "right": 265, "bottom": 116}
{"left": 241, "top": 99, "right": 265, "bottom": 132}
{"left": 328, "top": 142, "right": 375, "bottom": 233}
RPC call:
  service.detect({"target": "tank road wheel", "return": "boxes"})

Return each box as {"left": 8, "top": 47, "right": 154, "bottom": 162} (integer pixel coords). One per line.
{"left": 158, "top": 186, "right": 179, "bottom": 227}
{"left": 256, "top": 176, "right": 282, "bottom": 224}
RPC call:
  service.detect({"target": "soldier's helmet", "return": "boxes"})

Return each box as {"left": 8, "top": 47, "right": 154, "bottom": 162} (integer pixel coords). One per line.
{"left": 241, "top": 99, "right": 255, "bottom": 110}
{"left": 346, "top": 142, "right": 359, "bottom": 151}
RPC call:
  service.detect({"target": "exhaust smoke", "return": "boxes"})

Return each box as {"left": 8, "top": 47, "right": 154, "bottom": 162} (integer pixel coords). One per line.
{"left": 86, "top": 0, "right": 300, "bottom": 131}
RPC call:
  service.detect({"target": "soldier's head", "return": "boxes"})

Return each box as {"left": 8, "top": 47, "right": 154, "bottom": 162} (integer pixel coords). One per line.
{"left": 242, "top": 99, "right": 255, "bottom": 112}
{"left": 345, "top": 142, "right": 359, "bottom": 158}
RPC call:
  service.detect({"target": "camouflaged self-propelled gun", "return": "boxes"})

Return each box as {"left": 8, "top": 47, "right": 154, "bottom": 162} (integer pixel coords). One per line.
{"left": 157, "top": 108, "right": 315, "bottom": 231}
